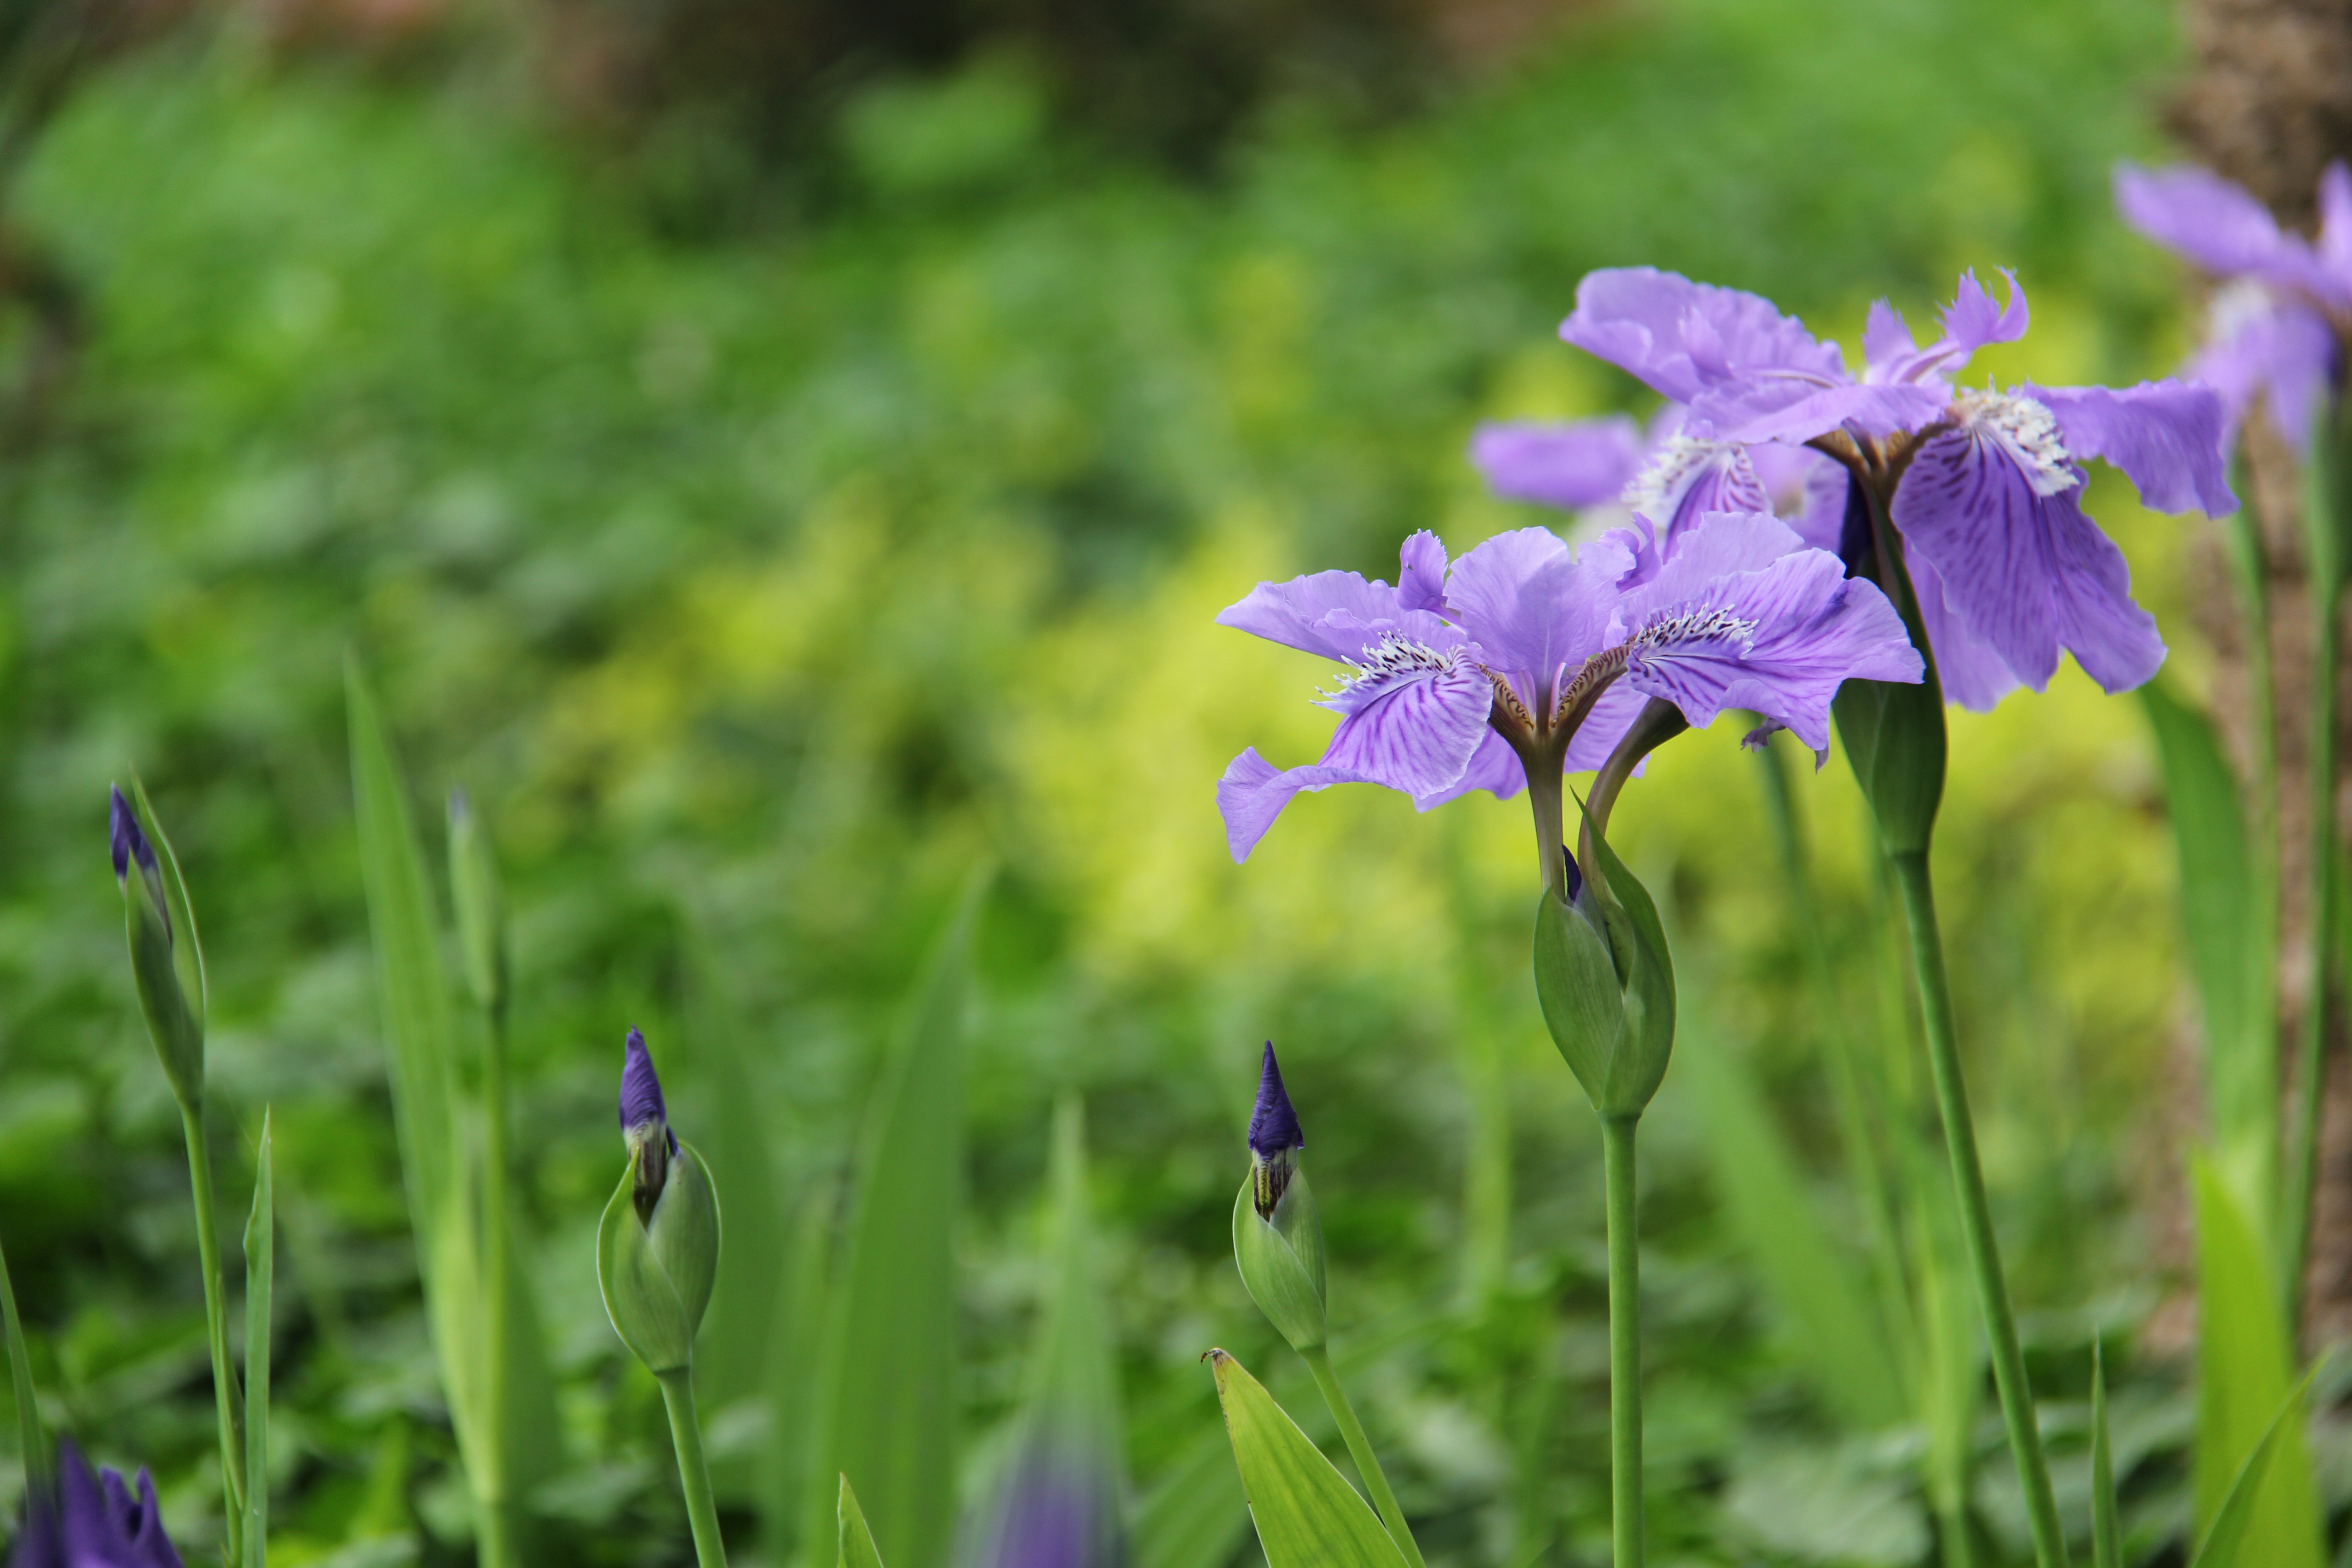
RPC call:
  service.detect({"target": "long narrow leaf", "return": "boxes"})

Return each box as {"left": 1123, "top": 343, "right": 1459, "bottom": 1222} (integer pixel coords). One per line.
{"left": 244, "top": 1111, "right": 274, "bottom": 1568}
{"left": 1205, "top": 1348, "right": 1407, "bottom": 1568}
{"left": 2143, "top": 686, "right": 2277, "bottom": 1220}
{"left": 2189, "top": 1360, "right": 2325, "bottom": 1568}
{"left": 0, "top": 1223, "right": 43, "bottom": 1493}
{"left": 2091, "top": 1338, "right": 2120, "bottom": 1568}
{"left": 801, "top": 874, "right": 988, "bottom": 1568}
{"left": 346, "top": 663, "right": 492, "bottom": 1478}
{"left": 761, "top": 1185, "right": 834, "bottom": 1559}
{"left": 1682, "top": 1014, "right": 1906, "bottom": 1429}
{"left": 2191, "top": 1154, "right": 2321, "bottom": 1568}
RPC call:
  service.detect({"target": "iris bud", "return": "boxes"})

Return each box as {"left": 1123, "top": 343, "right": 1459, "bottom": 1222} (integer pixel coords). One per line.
{"left": 110, "top": 785, "right": 204, "bottom": 1107}
{"left": 1230, "top": 1043, "right": 1327, "bottom": 1352}
{"left": 1830, "top": 474, "right": 1946, "bottom": 855}
{"left": 598, "top": 1029, "right": 721, "bottom": 1374}
{"left": 1532, "top": 820, "right": 1675, "bottom": 1120}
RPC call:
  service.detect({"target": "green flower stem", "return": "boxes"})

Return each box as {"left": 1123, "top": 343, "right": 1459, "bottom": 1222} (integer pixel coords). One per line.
{"left": 179, "top": 1097, "right": 246, "bottom": 1565}
{"left": 657, "top": 1369, "right": 728, "bottom": 1568}
{"left": 1888, "top": 851, "right": 2067, "bottom": 1568}
{"left": 1300, "top": 1343, "right": 1427, "bottom": 1568}
{"left": 2284, "top": 589, "right": 2339, "bottom": 1341}
{"left": 477, "top": 1002, "right": 521, "bottom": 1568}
{"left": 1600, "top": 1114, "right": 1643, "bottom": 1568}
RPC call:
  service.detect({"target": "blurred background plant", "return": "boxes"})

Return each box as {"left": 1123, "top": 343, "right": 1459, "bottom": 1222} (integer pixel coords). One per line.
{"left": 0, "top": 0, "right": 2297, "bottom": 1561}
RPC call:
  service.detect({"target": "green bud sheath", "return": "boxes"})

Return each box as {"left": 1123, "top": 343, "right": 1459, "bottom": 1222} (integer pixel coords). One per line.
{"left": 598, "top": 1140, "right": 722, "bottom": 1373}
{"left": 1833, "top": 674, "right": 1946, "bottom": 856}
{"left": 1231, "top": 1165, "right": 1327, "bottom": 1352}
{"left": 124, "top": 863, "right": 203, "bottom": 1104}
{"left": 1534, "top": 820, "right": 1676, "bottom": 1119}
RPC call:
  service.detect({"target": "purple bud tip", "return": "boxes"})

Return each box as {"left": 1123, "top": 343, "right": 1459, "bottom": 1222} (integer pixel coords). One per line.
{"left": 619, "top": 1027, "right": 676, "bottom": 1155}
{"left": 108, "top": 786, "right": 155, "bottom": 884}
{"left": 1247, "top": 1042, "right": 1303, "bottom": 1157}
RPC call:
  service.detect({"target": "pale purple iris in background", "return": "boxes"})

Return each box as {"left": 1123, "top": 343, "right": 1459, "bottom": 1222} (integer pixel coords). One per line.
{"left": 11, "top": 1439, "right": 184, "bottom": 1568}
{"left": 2116, "top": 161, "right": 2350, "bottom": 452}
{"left": 1473, "top": 405, "right": 1846, "bottom": 554}
{"left": 1555, "top": 266, "right": 2233, "bottom": 710}
{"left": 1215, "top": 510, "right": 1921, "bottom": 862}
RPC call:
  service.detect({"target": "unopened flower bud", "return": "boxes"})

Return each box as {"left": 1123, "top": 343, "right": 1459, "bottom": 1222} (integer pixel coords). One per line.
{"left": 1231, "top": 1043, "right": 1327, "bottom": 1352}
{"left": 110, "top": 785, "right": 204, "bottom": 1107}
{"left": 1533, "top": 818, "right": 1675, "bottom": 1120}
{"left": 598, "top": 1028, "right": 720, "bottom": 1374}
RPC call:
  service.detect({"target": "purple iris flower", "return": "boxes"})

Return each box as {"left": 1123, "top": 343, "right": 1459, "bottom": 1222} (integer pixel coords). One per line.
{"left": 1474, "top": 406, "right": 1847, "bottom": 555}
{"left": 1215, "top": 511, "right": 1921, "bottom": 862}
{"left": 11, "top": 1438, "right": 184, "bottom": 1568}
{"left": 619, "top": 1026, "right": 676, "bottom": 1223}
{"left": 1558, "top": 266, "right": 2234, "bottom": 710}
{"left": 2115, "top": 161, "right": 2352, "bottom": 453}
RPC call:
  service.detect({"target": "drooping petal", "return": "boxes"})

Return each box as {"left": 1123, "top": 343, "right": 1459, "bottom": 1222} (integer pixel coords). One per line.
{"left": 1444, "top": 526, "right": 1635, "bottom": 702}
{"left": 1216, "top": 750, "right": 1372, "bottom": 862}
{"left": 1411, "top": 727, "right": 1530, "bottom": 808}
{"left": 1892, "top": 433, "right": 2166, "bottom": 695}
{"left": 2031, "top": 380, "right": 2235, "bottom": 515}
{"left": 1469, "top": 416, "right": 1645, "bottom": 510}
{"left": 1216, "top": 570, "right": 1448, "bottom": 664}
{"left": 1907, "top": 551, "right": 2023, "bottom": 712}
{"left": 1397, "top": 530, "right": 1451, "bottom": 615}
{"left": 2113, "top": 162, "right": 2334, "bottom": 298}
{"left": 1313, "top": 641, "right": 1497, "bottom": 799}
{"left": 1560, "top": 267, "right": 1846, "bottom": 405}
{"left": 1613, "top": 536, "right": 1922, "bottom": 757}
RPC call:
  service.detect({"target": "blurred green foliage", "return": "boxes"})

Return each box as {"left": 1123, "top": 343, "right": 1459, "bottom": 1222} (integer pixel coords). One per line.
{"left": 0, "top": 0, "right": 2275, "bottom": 1560}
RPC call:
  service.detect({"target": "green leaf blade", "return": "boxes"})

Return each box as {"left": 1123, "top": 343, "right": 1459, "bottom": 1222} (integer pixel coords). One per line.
{"left": 1205, "top": 1349, "right": 1408, "bottom": 1568}
{"left": 244, "top": 1110, "right": 274, "bottom": 1568}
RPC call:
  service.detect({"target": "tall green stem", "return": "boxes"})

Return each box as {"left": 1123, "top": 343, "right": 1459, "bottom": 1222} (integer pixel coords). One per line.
{"left": 180, "top": 1098, "right": 246, "bottom": 1564}
{"left": 1888, "top": 852, "right": 2066, "bottom": 1568}
{"left": 657, "top": 1369, "right": 729, "bottom": 1568}
{"left": 1599, "top": 1115, "right": 1643, "bottom": 1568}
{"left": 1301, "top": 1344, "right": 1428, "bottom": 1568}
{"left": 478, "top": 1002, "right": 521, "bottom": 1568}
{"left": 2285, "top": 599, "right": 2337, "bottom": 1339}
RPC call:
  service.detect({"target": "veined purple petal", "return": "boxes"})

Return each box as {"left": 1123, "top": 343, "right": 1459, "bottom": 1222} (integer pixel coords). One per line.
{"left": 1561, "top": 267, "right": 1845, "bottom": 405}
{"left": 2192, "top": 285, "right": 2336, "bottom": 453}
{"left": 2114, "top": 162, "right": 2334, "bottom": 298}
{"left": 1614, "top": 524, "right": 1922, "bottom": 756}
{"left": 1469, "top": 416, "right": 1645, "bottom": 510}
{"left": 1624, "top": 435, "right": 1772, "bottom": 551}
{"left": 1216, "top": 570, "right": 1429, "bottom": 664}
{"left": 1444, "top": 526, "right": 1634, "bottom": 704}
{"left": 1249, "top": 1041, "right": 1303, "bottom": 1155}
{"left": 1411, "top": 727, "right": 1529, "bottom": 808}
{"left": 1892, "top": 431, "right": 2166, "bottom": 695}
{"left": 1313, "top": 640, "right": 1495, "bottom": 799}
{"left": 1908, "top": 551, "right": 2023, "bottom": 712}
{"left": 2032, "top": 380, "right": 2235, "bottom": 514}
{"left": 1397, "top": 530, "right": 1450, "bottom": 615}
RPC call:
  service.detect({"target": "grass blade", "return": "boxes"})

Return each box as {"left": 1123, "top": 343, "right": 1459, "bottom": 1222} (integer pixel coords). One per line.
{"left": 1681, "top": 1012, "right": 1906, "bottom": 1430}
{"left": 2143, "top": 685, "right": 2278, "bottom": 1222}
{"left": 973, "top": 1097, "right": 1124, "bottom": 1568}
{"left": 0, "top": 1223, "right": 44, "bottom": 1494}
{"left": 2191, "top": 1154, "right": 2322, "bottom": 1568}
{"left": 346, "top": 662, "right": 494, "bottom": 1496}
{"left": 838, "top": 1475, "right": 885, "bottom": 1568}
{"left": 244, "top": 1110, "right": 274, "bottom": 1568}
{"left": 2091, "top": 1338, "right": 2120, "bottom": 1568}
{"left": 2189, "top": 1359, "right": 2324, "bottom": 1568}
{"left": 801, "top": 873, "right": 989, "bottom": 1568}
{"left": 1205, "top": 1348, "right": 1407, "bottom": 1568}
